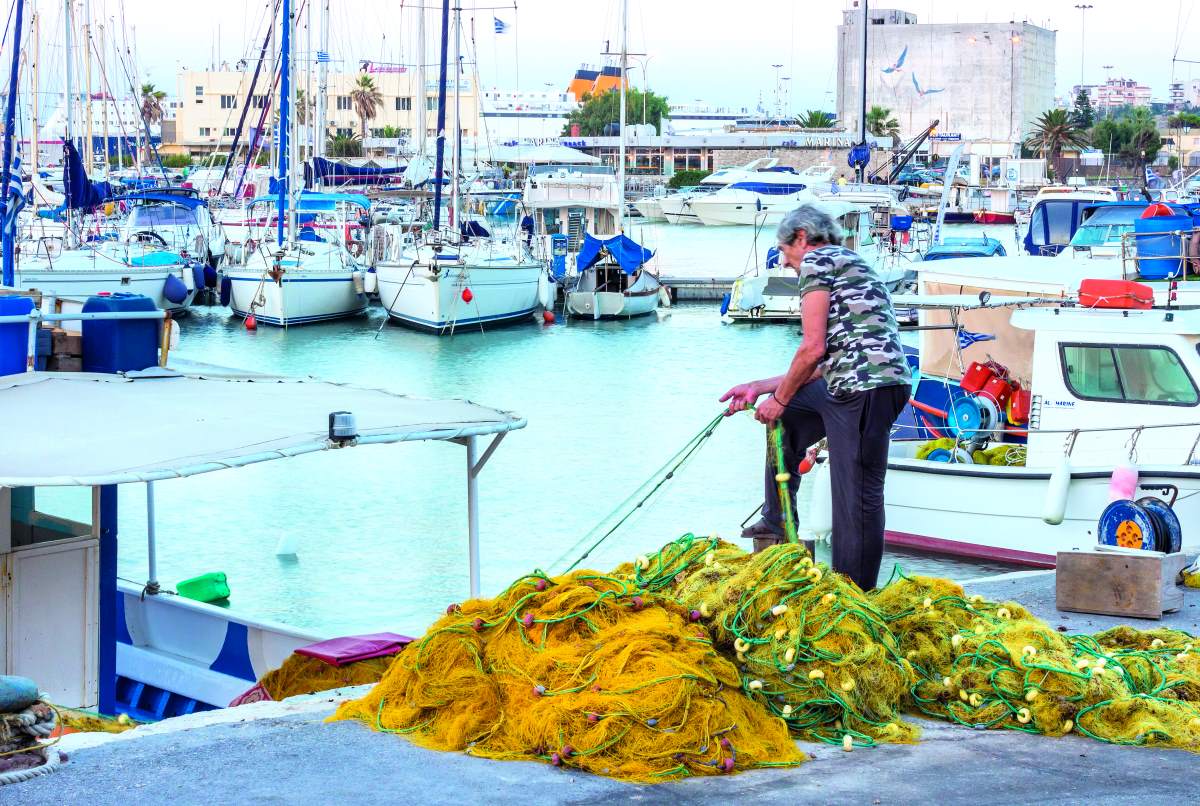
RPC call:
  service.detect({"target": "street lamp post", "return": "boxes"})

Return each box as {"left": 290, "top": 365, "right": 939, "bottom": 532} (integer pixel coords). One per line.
{"left": 626, "top": 56, "right": 653, "bottom": 126}
{"left": 771, "top": 63, "right": 783, "bottom": 120}
{"left": 1075, "top": 4, "right": 1093, "bottom": 91}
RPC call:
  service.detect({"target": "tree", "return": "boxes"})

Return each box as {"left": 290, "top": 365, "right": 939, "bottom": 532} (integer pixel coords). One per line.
{"left": 140, "top": 83, "right": 166, "bottom": 161}
{"left": 1090, "top": 106, "right": 1163, "bottom": 175}
{"left": 327, "top": 133, "right": 363, "bottom": 158}
{"left": 1025, "top": 108, "right": 1089, "bottom": 179}
{"left": 798, "top": 110, "right": 835, "bottom": 129}
{"left": 1071, "top": 89, "right": 1095, "bottom": 129}
{"left": 865, "top": 105, "right": 900, "bottom": 140}
{"left": 561, "top": 87, "right": 671, "bottom": 136}
{"left": 350, "top": 74, "right": 383, "bottom": 140}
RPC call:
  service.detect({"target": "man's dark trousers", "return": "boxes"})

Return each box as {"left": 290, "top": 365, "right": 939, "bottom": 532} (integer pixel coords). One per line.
{"left": 761, "top": 378, "right": 911, "bottom": 590}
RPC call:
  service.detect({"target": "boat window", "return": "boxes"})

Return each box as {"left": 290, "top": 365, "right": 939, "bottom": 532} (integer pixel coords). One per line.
{"left": 130, "top": 204, "right": 199, "bottom": 228}
{"left": 1041, "top": 203, "right": 1078, "bottom": 245}
{"left": 1061, "top": 344, "right": 1199, "bottom": 406}
{"left": 7, "top": 486, "right": 94, "bottom": 549}
{"left": 1069, "top": 206, "right": 1139, "bottom": 248}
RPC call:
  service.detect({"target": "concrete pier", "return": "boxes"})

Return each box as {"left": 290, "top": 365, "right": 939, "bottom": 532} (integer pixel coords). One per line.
{"left": 662, "top": 276, "right": 734, "bottom": 302}
{"left": 12, "top": 572, "right": 1198, "bottom": 805}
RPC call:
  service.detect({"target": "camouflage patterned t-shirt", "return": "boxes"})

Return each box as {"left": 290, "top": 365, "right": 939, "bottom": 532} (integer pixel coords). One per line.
{"left": 798, "top": 244, "right": 911, "bottom": 395}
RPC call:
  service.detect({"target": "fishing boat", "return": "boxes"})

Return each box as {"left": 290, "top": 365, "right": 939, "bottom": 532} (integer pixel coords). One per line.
{"left": 972, "top": 209, "right": 1017, "bottom": 225}
{"left": 220, "top": 6, "right": 368, "bottom": 326}
{"left": 883, "top": 293, "right": 1200, "bottom": 566}
{"left": 723, "top": 199, "right": 916, "bottom": 322}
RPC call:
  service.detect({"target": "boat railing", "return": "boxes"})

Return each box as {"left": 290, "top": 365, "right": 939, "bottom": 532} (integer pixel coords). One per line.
{"left": 1118, "top": 225, "right": 1199, "bottom": 281}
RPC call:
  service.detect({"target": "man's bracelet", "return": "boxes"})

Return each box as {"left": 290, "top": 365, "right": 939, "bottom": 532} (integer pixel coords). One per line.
{"left": 771, "top": 392, "right": 786, "bottom": 407}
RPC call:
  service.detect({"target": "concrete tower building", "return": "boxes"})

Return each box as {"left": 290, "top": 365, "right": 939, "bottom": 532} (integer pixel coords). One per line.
{"left": 836, "top": 4, "right": 1056, "bottom": 155}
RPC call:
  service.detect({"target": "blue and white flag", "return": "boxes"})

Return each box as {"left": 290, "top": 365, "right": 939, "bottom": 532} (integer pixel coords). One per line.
{"left": 494, "top": 17, "right": 509, "bottom": 34}
{"left": 316, "top": 51, "right": 331, "bottom": 63}
{"left": 1145, "top": 165, "right": 1164, "bottom": 190}
{"left": 2, "top": 156, "right": 27, "bottom": 240}
{"left": 956, "top": 329, "right": 996, "bottom": 350}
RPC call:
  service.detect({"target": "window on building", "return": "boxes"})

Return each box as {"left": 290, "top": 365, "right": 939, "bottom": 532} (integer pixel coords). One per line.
{"left": 336, "top": 96, "right": 352, "bottom": 111}
{"left": 251, "top": 95, "right": 268, "bottom": 109}
{"left": 1061, "top": 344, "right": 1198, "bottom": 406}
{"left": 199, "top": 127, "right": 212, "bottom": 137}
{"left": 396, "top": 96, "right": 412, "bottom": 111}
{"left": 672, "top": 148, "right": 705, "bottom": 173}
{"left": 220, "top": 95, "right": 237, "bottom": 109}
{"left": 336, "top": 127, "right": 353, "bottom": 137}
{"left": 427, "top": 128, "right": 435, "bottom": 137}
{"left": 195, "top": 85, "right": 203, "bottom": 96}
{"left": 426, "top": 96, "right": 437, "bottom": 111}
{"left": 224, "top": 127, "right": 235, "bottom": 137}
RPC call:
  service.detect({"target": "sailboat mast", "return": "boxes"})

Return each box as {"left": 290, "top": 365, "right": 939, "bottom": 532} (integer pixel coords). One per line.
{"left": 288, "top": 0, "right": 298, "bottom": 244}
{"left": 2, "top": 0, "right": 27, "bottom": 287}
{"left": 64, "top": 0, "right": 75, "bottom": 151}
{"left": 316, "top": 0, "right": 328, "bottom": 159}
{"left": 276, "top": 0, "right": 292, "bottom": 246}
{"left": 451, "top": 3, "right": 460, "bottom": 230}
{"left": 30, "top": 11, "right": 39, "bottom": 189}
{"left": 99, "top": 22, "right": 110, "bottom": 179}
{"left": 83, "top": 0, "right": 95, "bottom": 170}
{"left": 414, "top": 2, "right": 426, "bottom": 161}
{"left": 617, "top": 0, "right": 627, "bottom": 233}
{"left": 857, "top": 0, "right": 868, "bottom": 183}
{"left": 431, "top": 0, "right": 449, "bottom": 230}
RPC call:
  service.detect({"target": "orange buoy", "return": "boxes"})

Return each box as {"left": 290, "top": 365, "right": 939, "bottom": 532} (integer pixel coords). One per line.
{"left": 462, "top": 287, "right": 474, "bottom": 303}
{"left": 542, "top": 310, "right": 555, "bottom": 324}
{"left": 245, "top": 314, "right": 258, "bottom": 331}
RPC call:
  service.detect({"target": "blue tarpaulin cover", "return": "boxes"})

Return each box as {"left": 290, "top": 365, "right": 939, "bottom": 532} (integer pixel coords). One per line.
{"left": 576, "top": 233, "right": 654, "bottom": 274}
{"left": 63, "top": 142, "right": 114, "bottom": 210}
{"left": 306, "top": 157, "right": 404, "bottom": 187}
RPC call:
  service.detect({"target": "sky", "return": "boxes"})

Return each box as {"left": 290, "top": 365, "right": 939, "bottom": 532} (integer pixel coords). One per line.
{"left": 16, "top": 0, "right": 1200, "bottom": 109}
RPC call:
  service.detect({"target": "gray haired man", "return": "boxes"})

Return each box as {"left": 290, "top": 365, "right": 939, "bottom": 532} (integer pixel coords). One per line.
{"left": 720, "top": 203, "right": 911, "bottom": 590}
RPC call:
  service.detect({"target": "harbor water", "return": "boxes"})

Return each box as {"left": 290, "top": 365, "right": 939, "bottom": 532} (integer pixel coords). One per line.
{"left": 111, "top": 221, "right": 1021, "bottom": 637}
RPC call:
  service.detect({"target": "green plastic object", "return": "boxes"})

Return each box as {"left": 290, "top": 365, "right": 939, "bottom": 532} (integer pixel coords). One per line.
{"left": 176, "top": 572, "right": 230, "bottom": 603}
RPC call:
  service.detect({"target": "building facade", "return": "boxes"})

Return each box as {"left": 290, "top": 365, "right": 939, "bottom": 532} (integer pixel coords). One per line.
{"left": 836, "top": 5, "right": 1056, "bottom": 153}
{"left": 1072, "top": 78, "right": 1152, "bottom": 112}
{"left": 169, "top": 68, "right": 480, "bottom": 154}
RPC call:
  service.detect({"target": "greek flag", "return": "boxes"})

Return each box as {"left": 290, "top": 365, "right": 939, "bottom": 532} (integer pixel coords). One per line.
{"left": 956, "top": 329, "right": 995, "bottom": 349}
{"left": 316, "top": 51, "right": 331, "bottom": 63}
{"left": 494, "top": 17, "right": 509, "bottom": 34}
{"left": 2, "top": 157, "right": 27, "bottom": 241}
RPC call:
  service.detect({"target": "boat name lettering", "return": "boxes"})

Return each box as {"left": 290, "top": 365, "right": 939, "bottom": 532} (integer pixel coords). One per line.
{"left": 1048, "top": 400, "right": 1075, "bottom": 408}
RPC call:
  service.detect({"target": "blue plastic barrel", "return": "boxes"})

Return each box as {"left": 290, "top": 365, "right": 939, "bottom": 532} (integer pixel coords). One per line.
{"left": 81, "top": 293, "right": 158, "bottom": 373}
{"left": 890, "top": 214, "right": 914, "bottom": 232}
{"left": 0, "top": 296, "right": 34, "bottom": 377}
{"left": 1134, "top": 215, "right": 1191, "bottom": 279}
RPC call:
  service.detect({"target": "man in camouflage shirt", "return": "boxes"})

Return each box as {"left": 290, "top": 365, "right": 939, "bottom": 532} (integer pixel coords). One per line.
{"left": 721, "top": 203, "right": 911, "bottom": 590}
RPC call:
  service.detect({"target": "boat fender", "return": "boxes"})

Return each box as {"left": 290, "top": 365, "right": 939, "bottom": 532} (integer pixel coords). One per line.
{"left": 203, "top": 265, "right": 218, "bottom": 288}
{"left": 219, "top": 275, "right": 232, "bottom": 307}
{"left": 1108, "top": 461, "right": 1139, "bottom": 502}
{"left": 658, "top": 286, "right": 672, "bottom": 308}
{"left": 163, "top": 273, "right": 189, "bottom": 305}
{"left": 351, "top": 270, "right": 365, "bottom": 296}
{"left": 191, "top": 263, "right": 206, "bottom": 293}
{"left": 537, "top": 271, "right": 555, "bottom": 309}
{"left": 182, "top": 265, "right": 196, "bottom": 292}
{"left": 808, "top": 459, "right": 833, "bottom": 539}
{"left": 1042, "top": 455, "right": 1071, "bottom": 526}
{"left": 363, "top": 268, "right": 378, "bottom": 294}
{"left": 275, "top": 534, "right": 298, "bottom": 557}
{"left": 720, "top": 293, "right": 731, "bottom": 316}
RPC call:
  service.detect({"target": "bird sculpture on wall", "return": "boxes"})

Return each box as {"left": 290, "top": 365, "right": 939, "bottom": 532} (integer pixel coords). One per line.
{"left": 912, "top": 74, "right": 944, "bottom": 98}
{"left": 881, "top": 46, "right": 908, "bottom": 74}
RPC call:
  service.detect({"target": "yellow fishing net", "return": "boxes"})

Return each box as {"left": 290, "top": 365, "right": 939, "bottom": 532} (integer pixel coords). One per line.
{"left": 259, "top": 653, "right": 395, "bottom": 701}
{"left": 332, "top": 570, "right": 806, "bottom": 782}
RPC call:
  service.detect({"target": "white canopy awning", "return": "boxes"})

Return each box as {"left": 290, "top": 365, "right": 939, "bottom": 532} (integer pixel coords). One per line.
{"left": 0, "top": 371, "right": 525, "bottom": 487}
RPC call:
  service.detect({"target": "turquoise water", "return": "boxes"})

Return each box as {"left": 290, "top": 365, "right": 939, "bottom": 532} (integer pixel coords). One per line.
{"left": 112, "top": 221, "right": 1021, "bottom": 637}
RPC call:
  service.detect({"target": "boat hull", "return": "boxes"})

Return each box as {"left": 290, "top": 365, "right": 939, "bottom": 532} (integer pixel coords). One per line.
{"left": 973, "top": 210, "right": 1016, "bottom": 225}
{"left": 12, "top": 263, "right": 196, "bottom": 312}
{"left": 376, "top": 261, "right": 544, "bottom": 334}
{"left": 690, "top": 192, "right": 814, "bottom": 226}
{"left": 227, "top": 267, "right": 367, "bottom": 326}
{"left": 883, "top": 456, "right": 1200, "bottom": 566}
{"left": 566, "top": 272, "right": 662, "bottom": 319}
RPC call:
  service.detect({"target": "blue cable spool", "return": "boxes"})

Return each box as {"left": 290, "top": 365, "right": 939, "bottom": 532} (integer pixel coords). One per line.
{"left": 926, "top": 448, "right": 955, "bottom": 462}
{"left": 1097, "top": 500, "right": 1158, "bottom": 551}
{"left": 1137, "top": 497, "right": 1183, "bottom": 553}
{"left": 948, "top": 395, "right": 999, "bottom": 440}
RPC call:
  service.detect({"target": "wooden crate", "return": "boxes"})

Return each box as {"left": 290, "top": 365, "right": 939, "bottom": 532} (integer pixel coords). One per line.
{"left": 1056, "top": 550, "right": 1190, "bottom": 619}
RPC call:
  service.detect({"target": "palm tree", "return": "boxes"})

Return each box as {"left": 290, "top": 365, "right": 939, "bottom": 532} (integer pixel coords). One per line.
{"left": 327, "top": 133, "right": 363, "bottom": 158}
{"left": 350, "top": 74, "right": 383, "bottom": 140}
{"left": 1024, "top": 108, "right": 1089, "bottom": 180}
{"left": 865, "top": 105, "right": 900, "bottom": 140}
{"left": 139, "top": 83, "right": 167, "bottom": 161}
{"left": 798, "top": 110, "right": 835, "bottom": 129}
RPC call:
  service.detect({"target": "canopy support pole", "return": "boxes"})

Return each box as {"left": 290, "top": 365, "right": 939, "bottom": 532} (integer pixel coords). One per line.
{"left": 145, "top": 481, "right": 159, "bottom": 595}
{"left": 466, "top": 435, "right": 480, "bottom": 598}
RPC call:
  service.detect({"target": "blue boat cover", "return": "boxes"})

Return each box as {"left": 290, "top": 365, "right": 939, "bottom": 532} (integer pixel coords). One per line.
{"left": 249, "top": 190, "right": 371, "bottom": 213}
{"left": 577, "top": 233, "right": 654, "bottom": 274}
{"left": 306, "top": 157, "right": 404, "bottom": 187}
{"left": 63, "top": 141, "right": 115, "bottom": 210}
{"left": 119, "top": 192, "right": 207, "bottom": 210}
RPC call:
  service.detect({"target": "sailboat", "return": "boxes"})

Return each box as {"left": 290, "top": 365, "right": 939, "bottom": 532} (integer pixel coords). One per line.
{"left": 563, "top": 0, "right": 662, "bottom": 319}
{"left": 223, "top": 0, "right": 368, "bottom": 326}
{"left": 372, "top": 0, "right": 549, "bottom": 334}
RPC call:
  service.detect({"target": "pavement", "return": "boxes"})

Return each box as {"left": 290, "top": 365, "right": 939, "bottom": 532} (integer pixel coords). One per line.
{"left": 9, "top": 572, "right": 1199, "bottom": 805}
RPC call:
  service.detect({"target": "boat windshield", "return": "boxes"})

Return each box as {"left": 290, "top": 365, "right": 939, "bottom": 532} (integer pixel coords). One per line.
{"left": 527, "top": 164, "right": 614, "bottom": 177}
{"left": 1069, "top": 206, "right": 1139, "bottom": 248}
{"left": 129, "top": 204, "right": 199, "bottom": 228}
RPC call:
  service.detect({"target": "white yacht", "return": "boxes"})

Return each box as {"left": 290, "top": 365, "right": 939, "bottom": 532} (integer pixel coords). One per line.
{"left": 656, "top": 158, "right": 793, "bottom": 225}
{"left": 224, "top": 194, "right": 370, "bottom": 326}
{"left": 688, "top": 164, "right": 829, "bottom": 226}
{"left": 117, "top": 190, "right": 228, "bottom": 267}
